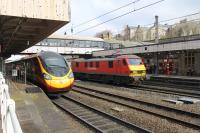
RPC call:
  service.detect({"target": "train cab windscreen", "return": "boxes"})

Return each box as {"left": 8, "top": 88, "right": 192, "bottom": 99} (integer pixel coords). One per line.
{"left": 128, "top": 59, "right": 143, "bottom": 65}
{"left": 40, "top": 52, "right": 69, "bottom": 77}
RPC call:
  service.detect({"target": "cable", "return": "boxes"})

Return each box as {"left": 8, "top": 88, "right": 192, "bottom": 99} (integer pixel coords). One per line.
{"left": 143, "top": 11, "right": 200, "bottom": 27}
{"left": 160, "top": 12, "right": 200, "bottom": 23}
{"left": 114, "top": 10, "right": 200, "bottom": 36}
{"left": 73, "top": 0, "right": 141, "bottom": 29}
{"left": 125, "top": 17, "right": 200, "bottom": 42}
{"left": 75, "top": 0, "right": 165, "bottom": 34}
{"left": 65, "top": 0, "right": 142, "bottom": 34}
{"left": 123, "top": 11, "right": 200, "bottom": 36}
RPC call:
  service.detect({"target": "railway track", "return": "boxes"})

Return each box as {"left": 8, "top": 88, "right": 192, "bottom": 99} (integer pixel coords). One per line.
{"left": 52, "top": 95, "right": 152, "bottom": 133}
{"left": 132, "top": 84, "right": 200, "bottom": 99}
{"left": 73, "top": 85, "right": 200, "bottom": 130}
{"left": 77, "top": 80, "right": 200, "bottom": 98}
{"left": 143, "top": 80, "right": 200, "bottom": 90}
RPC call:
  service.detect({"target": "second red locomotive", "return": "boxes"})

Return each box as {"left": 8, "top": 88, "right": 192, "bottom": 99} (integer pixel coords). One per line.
{"left": 72, "top": 55, "right": 146, "bottom": 85}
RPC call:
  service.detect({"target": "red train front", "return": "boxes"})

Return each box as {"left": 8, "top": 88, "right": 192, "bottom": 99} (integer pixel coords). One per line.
{"left": 72, "top": 55, "right": 146, "bottom": 85}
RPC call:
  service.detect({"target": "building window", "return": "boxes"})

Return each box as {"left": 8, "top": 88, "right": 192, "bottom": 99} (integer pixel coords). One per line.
{"left": 185, "top": 52, "right": 195, "bottom": 67}
{"left": 108, "top": 61, "right": 113, "bottom": 68}
{"left": 185, "top": 57, "right": 187, "bottom": 66}
{"left": 192, "top": 57, "right": 195, "bottom": 65}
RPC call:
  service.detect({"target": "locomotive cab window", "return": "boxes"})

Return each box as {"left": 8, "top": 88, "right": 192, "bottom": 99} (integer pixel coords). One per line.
{"left": 39, "top": 52, "right": 70, "bottom": 77}
{"left": 108, "top": 61, "right": 113, "bottom": 68}
{"left": 128, "top": 59, "right": 142, "bottom": 65}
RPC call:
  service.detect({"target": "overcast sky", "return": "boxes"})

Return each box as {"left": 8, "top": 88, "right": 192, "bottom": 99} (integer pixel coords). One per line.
{"left": 54, "top": 0, "right": 200, "bottom": 36}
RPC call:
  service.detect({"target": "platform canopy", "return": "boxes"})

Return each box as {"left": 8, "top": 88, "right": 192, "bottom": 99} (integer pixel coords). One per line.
{"left": 0, "top": 0, "right": 70, "bottom": 57}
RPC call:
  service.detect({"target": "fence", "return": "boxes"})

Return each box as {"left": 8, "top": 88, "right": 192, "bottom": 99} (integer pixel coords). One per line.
{"left": 0, "top": 72, "right": 22, "bottom": 133}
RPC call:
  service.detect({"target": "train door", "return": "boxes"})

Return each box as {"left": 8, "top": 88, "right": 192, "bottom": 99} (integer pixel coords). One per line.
{"left": 116, "top": 59, "right": 122, "bottom": 75}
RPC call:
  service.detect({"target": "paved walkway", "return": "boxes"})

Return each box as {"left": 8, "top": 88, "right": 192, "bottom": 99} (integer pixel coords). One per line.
{"left": 7, "top": 80, "right": 74, "bottom": 133}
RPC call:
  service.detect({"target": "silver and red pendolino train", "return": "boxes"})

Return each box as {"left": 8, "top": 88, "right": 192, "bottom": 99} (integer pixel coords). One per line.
{"left": 71, "top": 55, "right": 146, "bottom": 85}
{"left": 6, "top": 51, "right": 74, "bottom": 93}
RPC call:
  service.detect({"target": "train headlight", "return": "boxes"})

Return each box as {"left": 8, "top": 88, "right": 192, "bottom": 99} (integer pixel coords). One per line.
{"left": 68, "top": 72, "right": 74, "bottom": 79}
{"left": 43, "top": 73, "right": 52, "bottom": 80}
{"left": 130, "top": 71, "right": 137, "bottom": 74}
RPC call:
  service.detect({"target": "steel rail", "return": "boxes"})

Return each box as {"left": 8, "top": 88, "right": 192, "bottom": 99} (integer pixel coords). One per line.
{"left": 53, "top": 95, "right": 152, "bottom": 133}
{"left": 73, "top": 85, "right": 200, "bottom": 130}
{"left": 53, "top": 98, "right": 104, "bottom": 133}
{"left": 134, "top": 84, "right": 200, "bottom": 99}
{"left": 74, "top": 85, "right": 200, "bottom": 118}
{"left": 143, "top": 80, "right": 200, "bottom": 90}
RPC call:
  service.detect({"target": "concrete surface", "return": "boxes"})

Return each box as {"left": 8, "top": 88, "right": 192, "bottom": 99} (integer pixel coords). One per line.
{"left": 7, "top": 80, "right": 74, "bottom": 133}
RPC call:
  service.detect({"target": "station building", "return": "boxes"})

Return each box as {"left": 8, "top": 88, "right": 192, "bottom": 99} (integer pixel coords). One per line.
{"left": 19, "top": 35, "right": 123, "bottom": 60}
{"left": 93, "top": 35, "right": 200, "bottom": 76}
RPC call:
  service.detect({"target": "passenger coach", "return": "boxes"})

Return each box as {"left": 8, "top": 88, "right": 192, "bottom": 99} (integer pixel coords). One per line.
{"left": 72, "top": 55, "right": 146, "bottom": 85}
{"left": 6, "top": 51, "right": 74, "bottom": 93}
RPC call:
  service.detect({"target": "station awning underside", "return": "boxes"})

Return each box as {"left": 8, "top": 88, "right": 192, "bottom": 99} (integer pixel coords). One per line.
{"left": 0, "top": 15, "right": 67, "bottom": 57}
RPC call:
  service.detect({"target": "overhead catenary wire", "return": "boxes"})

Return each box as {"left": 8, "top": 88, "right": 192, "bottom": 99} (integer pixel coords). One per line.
{"left": 72, "top": 0, "right": 141, "bottom": 29}
{"left": 114, "top": 12, "right": 200, "bottom": 45}
{"left": 113, "top": 11, "right": 200, "bottom": 34}
{"left": 75, "top": 0, "right": 165, "bottom": 34}
{"left": 143, "top": 11, "right": 200, "bottom": 27}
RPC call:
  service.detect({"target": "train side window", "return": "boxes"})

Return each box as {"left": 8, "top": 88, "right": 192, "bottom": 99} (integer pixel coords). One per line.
{"left": 96, "top": 61, "right": 99, "bottom": 68}
{"left": 85, "top": 62, "right": 88, "bottom": 67}
{"left": 117, "top": 60, "right": 120, "bottom": 66}
{"left": 108, "top": 61, "right": 113, "bottom": 68}
{"left": 76, "top": 62, "right": 79, "bottom": 67}
{"left": 123, "top": 59, "right": 127, "bottom": 66}
{"left": 90, "top": 62, "right": 93, "bottom": 67}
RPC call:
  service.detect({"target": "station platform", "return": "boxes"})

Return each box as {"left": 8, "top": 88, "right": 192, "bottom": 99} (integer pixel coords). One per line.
{"left": 7, "top": 80, "right": 74, "bottom": 133}
{"left": 147, "top": 74, "right": 200, "bottom": 86}
{"left": 148, "top": 74, "right": 200, "bottom": 81}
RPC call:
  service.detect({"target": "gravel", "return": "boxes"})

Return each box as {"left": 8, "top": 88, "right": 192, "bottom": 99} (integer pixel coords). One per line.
{"left": 75, "top": 81, "right": 200, "bottom": 114}
{"left": 71, "top": 81, "right": 200, "bottom": 133}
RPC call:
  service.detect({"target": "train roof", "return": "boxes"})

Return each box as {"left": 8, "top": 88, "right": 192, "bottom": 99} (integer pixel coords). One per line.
{"left": 73, "top": 55, "right": 141, "bottom": 62}
{"left": 116, "top": 55, "right": 140, "bottom": 59}
{"left": 6, "top": 51, "right": 61, "bottom": 63}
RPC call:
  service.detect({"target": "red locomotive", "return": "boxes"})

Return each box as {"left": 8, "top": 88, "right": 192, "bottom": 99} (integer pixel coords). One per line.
{"left": 71, "top": 55, "right": 146, "bottom": 85}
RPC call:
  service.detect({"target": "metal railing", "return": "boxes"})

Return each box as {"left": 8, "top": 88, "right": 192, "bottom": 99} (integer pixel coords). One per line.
{"left": 0, "top": 72, "right": 22, "bottom": 133}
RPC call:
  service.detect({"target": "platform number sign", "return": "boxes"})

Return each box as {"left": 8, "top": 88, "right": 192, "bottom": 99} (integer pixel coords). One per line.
{"left": 12, "top": 69, "right": 18, "bottom": 77}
